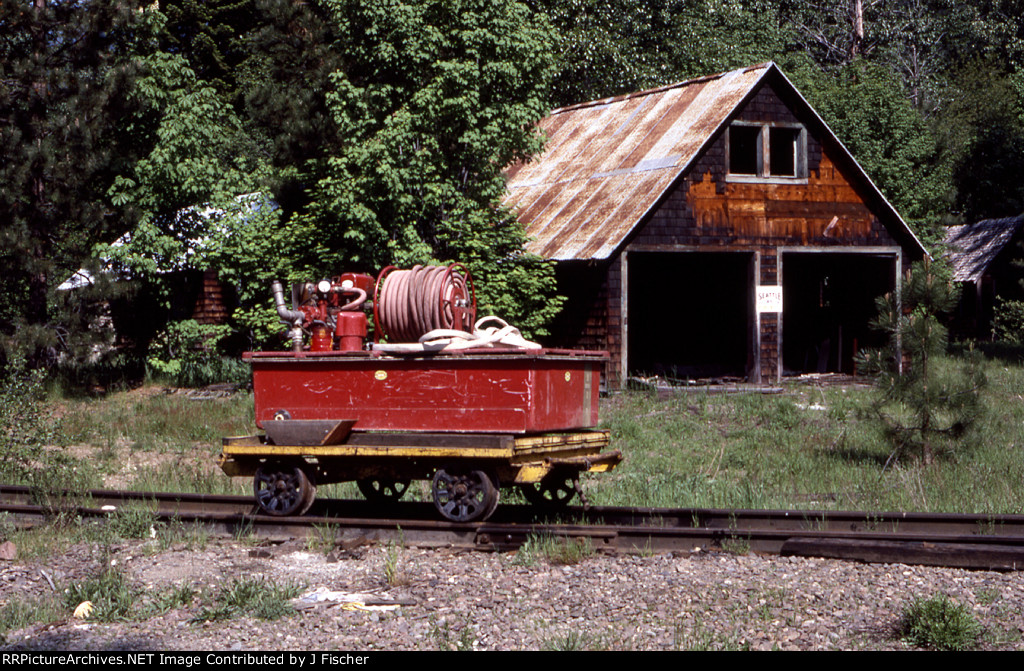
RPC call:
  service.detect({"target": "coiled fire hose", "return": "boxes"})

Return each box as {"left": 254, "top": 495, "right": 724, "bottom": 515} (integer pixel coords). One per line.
{"left": 375, "top": 264, "right": 474, "bottom": 342}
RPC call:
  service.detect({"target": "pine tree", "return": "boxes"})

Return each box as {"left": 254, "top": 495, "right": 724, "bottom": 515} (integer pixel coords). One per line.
{"left": 857, "top": 260, "right": 986, "bottom": 465}
{"left": 0, "top": 0, "right": 156, "bottom": 368}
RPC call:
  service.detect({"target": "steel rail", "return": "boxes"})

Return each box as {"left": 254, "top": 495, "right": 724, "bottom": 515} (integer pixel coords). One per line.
{"left": 3, "top": 485, "right": 1024, "bottom": 570}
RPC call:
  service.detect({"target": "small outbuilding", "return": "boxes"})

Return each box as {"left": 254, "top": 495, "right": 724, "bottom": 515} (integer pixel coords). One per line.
{"left": 504, "top": 63, "right": 927, "bottom": 387}
{"left": 944, "top": 214, "right": 1024, "bottom": 339}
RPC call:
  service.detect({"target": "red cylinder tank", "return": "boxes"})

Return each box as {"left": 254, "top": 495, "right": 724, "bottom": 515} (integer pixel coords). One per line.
{"left": 335, "top": 311, "right": 367, "bottom": 351}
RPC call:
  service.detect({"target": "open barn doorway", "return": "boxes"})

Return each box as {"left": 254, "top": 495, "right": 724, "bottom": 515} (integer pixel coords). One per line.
{"left": 628, "top": 252, "right": 754, "bottom": 381}
{"left": 781, "top": 252, "right": 897, "bottom": 375}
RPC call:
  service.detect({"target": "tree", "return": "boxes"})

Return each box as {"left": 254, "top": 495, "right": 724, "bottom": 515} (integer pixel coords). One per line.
{"left": 282, "top": 0, "right": 563, "bottom": 336}
{"left": 792, "top": 61, "right": 948, "bottom": 245}
{"left": 858, "top": 260, "right": 986, "bottom": 465}
{"left": 933, "top": 58, "right": 1024, "bottom": 222}
{"left": 100, "top": 38, "right": 283, "bottom": 345}
{"left": 538, "top": 0, "right": 797, "bottom": 108}
{"left": 0, "top": 0, "right": 166, "bottom": 369}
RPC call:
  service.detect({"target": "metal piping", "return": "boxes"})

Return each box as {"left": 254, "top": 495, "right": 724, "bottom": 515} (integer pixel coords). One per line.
{"left": 272, "top": 281, "right": 305, "bottom": 352}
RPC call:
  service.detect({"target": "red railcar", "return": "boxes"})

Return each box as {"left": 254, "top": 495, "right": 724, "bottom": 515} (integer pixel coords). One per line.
{"left": 219, "top": 265, "right": 621, "bottom": 522}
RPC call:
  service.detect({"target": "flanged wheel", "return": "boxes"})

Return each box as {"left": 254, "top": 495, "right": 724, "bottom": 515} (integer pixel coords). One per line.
{"left": 254, "top": 464, "right": 315, "bottom": 516}
{"left": 521, "top": 472, "right": 577, "bottom": 508}
{"left": 357, "top": 478, "right": 411, "bottom": 502}
{"left": 431, "top": 467, "right": 498, "bottom": 523}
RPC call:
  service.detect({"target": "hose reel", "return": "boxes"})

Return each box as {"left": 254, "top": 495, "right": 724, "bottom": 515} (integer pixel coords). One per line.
{"left": 374, "top": 263, "right": 476, "bottom": 343}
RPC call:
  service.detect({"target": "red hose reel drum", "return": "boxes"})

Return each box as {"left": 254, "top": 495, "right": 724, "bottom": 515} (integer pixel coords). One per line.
{"left": 373, "top": 263, "right": 477, "bottom": 343}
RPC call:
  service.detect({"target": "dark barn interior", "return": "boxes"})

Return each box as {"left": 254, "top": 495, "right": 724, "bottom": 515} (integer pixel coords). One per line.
{"left": 629, "top": 252, "right": 753, "bottom": 379}
{"left": 781, "top": 253, "right": 895, "bottom": 375}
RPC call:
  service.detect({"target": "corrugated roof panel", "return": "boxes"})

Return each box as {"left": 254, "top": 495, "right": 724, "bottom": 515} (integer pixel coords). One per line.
{"left": 585, "top": 87, "right": 691, "bottom": 175}
{"left": 579, "top": 170, "right": 680, "bottom": 259}
{"left": 507, "top": 64, "right": 772, "bottom": 260}
{"left": 523, "top": 180, "right": 598, "bottom": 256}
{"left": 944, "top": 215, "right": 1024, "bottom": 283}
{"left": 520, "top": 104, "right": 621, "bottom": 187}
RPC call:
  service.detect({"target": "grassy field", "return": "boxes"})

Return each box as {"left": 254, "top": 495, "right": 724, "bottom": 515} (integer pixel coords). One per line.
{"left": 19, "top": 351, "right": 1024, "bottom": 515}
{"left": 596, "top": 354, "right": 1024, "bottom": 514}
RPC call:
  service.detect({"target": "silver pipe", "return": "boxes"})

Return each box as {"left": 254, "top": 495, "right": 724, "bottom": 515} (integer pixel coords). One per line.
{"left": 272, "top": 281, "right": 305, "bottom": 352}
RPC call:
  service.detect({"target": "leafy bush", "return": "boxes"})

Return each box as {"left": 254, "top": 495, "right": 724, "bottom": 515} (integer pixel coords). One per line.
{"left": 0, "top": 363, "right": 89, "bottom": 497}
{"left": 992, "top": 297, "right": 1024, "bottom": 343}
{"left": 0, "top": 366, "right": 53, "bottom": 482}
{"left": 898, "top": 594, "right": 982, "bottom": 651}
{"left": 147, "top": 319, "right": 248, "bottom": 387}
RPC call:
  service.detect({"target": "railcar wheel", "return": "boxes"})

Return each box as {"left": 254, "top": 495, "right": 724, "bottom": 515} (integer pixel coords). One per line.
{"left": 356, "top": 478, "right": 411, "bottom": 502}
{"left": 520, "top": 472, "right": 577, "bottom": 508}
{"left": 431, "top": 467, "right": 498, "bottom": 523}
{"left": 254, "top": 464, "right": 315, "bottom": 516}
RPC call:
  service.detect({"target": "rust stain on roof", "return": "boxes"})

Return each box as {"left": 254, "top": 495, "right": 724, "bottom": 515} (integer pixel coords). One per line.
{"left": 506, "top": 64, "right": 772, "bottom": 260}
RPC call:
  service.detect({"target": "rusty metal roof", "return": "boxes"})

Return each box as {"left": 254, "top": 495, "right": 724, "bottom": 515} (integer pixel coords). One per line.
{"left": 944, "top": 215, "right": 1024, "bottom": 283}
{"left": 505, "top": 64, "right": 772, "bottom": 260}
{"left": 505, "top": 62, "right": 927, "bottom": 261}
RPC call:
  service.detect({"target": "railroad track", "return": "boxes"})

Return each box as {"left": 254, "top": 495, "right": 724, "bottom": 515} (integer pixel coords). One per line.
{"left": 3, "top": 485, "right": 1024, "bottom": 571}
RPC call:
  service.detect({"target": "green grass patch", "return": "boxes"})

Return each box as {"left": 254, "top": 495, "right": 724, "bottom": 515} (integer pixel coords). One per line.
{"left": 0, "top": 594, "right": 64, "bottom": 641}
{"left": 513, "top": 534, "right": 595, "bottom": 566}
{"left": 59, "top": 388, "right": 256, "bottom": 452}
{"left": 191, "top": 577, "right": 304, "bottom": 623}
{"left": 897, "top": 594, "right": 983, "bottom": 651}
{"left": 63, "top": 567, "right": 139, "bottom": 622}
{"left": 591, "top": 352, "right": 1024, "bottom": 513}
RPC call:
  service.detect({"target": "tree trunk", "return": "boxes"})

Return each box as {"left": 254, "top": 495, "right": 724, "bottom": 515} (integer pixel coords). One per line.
{"left": 850, "top": 0, "right": 864, "bottom": 59}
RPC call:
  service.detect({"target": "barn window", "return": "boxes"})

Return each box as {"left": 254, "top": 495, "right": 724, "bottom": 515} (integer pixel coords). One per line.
{"left": 727, "top": 123, "right": 806, "bottom": 182}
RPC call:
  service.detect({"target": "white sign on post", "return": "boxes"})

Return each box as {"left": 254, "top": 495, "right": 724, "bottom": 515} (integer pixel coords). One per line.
{"left": 757, "top": 285, "right": 782, "bottom": 313}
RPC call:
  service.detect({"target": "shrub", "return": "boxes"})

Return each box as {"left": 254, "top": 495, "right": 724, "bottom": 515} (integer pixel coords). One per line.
{"left": 147, "top": 319, "right": 248, "bottom": 387}
{"left": 992, "top": 297, "right": 1024, "bottom": 343}
{"left": 898, "top": 594, "right": 982, "bottom": 651}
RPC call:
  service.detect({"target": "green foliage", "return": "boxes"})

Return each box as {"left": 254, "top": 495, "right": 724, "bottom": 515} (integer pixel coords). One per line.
{"left": 934, "top": 58, "right": 1024, "bottom": 221}
{"left": 147, "top": 319, "right": 248, "bottom": 387}
{"left": 857, "top": 260, "right": 987, "bottom": 465}
{"left": 429, "top": 617, "right": 476, "bottom": 651}
{"left": 539, "top": 0, "right": 676, "bottom": 105}
{"left": 993, "top": 297, "right": 1024, "bottom": 344}
{"left": 540, "top": 629, "right": 610, "bottom": 651}
{"left": 0, "top": 0, "right": 159, "bottom": 366}
{"left": 0, "top": 363, "right": 68, "bottom": 486}
{"left": 282, "top": 0, "right": 562, "bottom": 337}
{"left": 898, "top": 594, "right": 982, "bottom": 651}
{"left": 513, "top": 533, "right": 595, "bottom": 566}
{"left": 0, "top": 362, "right": 92, "bottom": 504}
{"left": 192, "top": 577, "right": 303, "bottom": 622}
{"left": 107, "top": 505, "right": 159, "bottom": 541}
{"left": 64, "top": 568, "right": 140, "bottom": 623}
{"left": 0, "top": 595, "right": 64, "bottom": 642}
{"left": 665, "top": 0, "right": 794, "bottom": 81}
{"left": 540, "top": 0, "right": 795, "bottom": 107}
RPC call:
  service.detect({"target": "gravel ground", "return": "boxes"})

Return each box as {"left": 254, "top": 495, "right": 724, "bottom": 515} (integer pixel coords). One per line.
{"left": 2, "top": 537, "right": 1023, "bottom": 651}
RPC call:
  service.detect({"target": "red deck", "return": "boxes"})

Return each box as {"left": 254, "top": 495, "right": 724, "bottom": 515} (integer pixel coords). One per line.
{"left": 246, "top": 348, "right": 607, "bottom": 434}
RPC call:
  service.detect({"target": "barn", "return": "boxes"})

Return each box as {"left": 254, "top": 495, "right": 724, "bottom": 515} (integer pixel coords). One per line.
{"left": 504, "top": 63, "right": 928, "bottom": 387}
